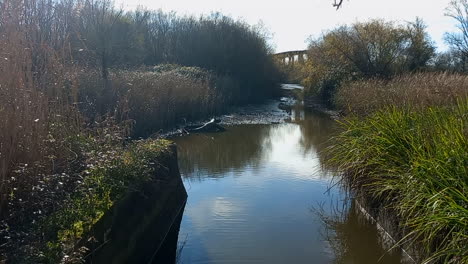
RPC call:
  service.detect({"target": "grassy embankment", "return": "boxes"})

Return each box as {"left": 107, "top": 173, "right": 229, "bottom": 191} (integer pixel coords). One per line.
{"left": 0, "top": 0, "right": 279, "bottom": 262}
{"left": 328, "top": 73, "right": 468, "bottom": 263}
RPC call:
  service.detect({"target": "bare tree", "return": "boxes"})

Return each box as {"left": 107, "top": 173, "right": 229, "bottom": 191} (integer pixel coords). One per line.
{"left": 445, "top": 0, "right": 468, "bottom": 71}
{"left": 78, "top": 0, "right": 124, "bottom": 79}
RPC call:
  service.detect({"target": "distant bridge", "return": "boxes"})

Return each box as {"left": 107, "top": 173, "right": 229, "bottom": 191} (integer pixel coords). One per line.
{"left": 273, "top": 50, "right": 308, "bottom": 65}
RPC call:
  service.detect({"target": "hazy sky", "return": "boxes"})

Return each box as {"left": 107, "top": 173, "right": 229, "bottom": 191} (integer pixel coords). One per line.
{"left": 115, "top": 0, "right": 456, "bottom": 53}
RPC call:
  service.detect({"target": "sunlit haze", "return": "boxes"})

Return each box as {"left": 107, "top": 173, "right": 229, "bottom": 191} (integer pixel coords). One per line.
{"left": 116, "top": 0, "right": 455, "bottom": 53}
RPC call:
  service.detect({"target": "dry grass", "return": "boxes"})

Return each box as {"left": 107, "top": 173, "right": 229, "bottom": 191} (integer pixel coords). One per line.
{"left": 120, "top": 69, "right": 225, "bottom": 136}
{"left": 77, "top": 67, "right": 230, "bottom": 137}
{"left": 335, "top": 72, "right": 468, "bottom": 115}
{"left": 0, "top": 0, "right": 80, "bottom": 215}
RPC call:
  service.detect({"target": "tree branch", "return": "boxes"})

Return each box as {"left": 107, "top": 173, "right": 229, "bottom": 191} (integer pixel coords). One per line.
{"left": 333, "top": 0, "right": 344, "bottom": 10}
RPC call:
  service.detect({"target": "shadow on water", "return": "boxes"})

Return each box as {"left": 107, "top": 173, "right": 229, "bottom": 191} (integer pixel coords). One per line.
{"left": 290, "top": 106, "right": 340, "bottom": 166}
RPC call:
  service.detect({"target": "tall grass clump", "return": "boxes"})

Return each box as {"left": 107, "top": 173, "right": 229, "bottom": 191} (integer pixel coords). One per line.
{"left": 77, "top": 66, "right": 230, "bottom": 137}
{"left": 327, "top": 99, "right": 468, "bottom": 263}
{"left": 117, "top": 68, "right": 225, "bottom": 136}
{"left": 335, "top": 72, "right": 468, "bottom": 115}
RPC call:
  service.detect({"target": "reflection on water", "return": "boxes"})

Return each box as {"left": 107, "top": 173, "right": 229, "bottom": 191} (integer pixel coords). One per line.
{"left": 317, "top": 200, "right": 402, "bottom": 264}
{"left": 174, "top": 107, "right": 402, "bottom": 264}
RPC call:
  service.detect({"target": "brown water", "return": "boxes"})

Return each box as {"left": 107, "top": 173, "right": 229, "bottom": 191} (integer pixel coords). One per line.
{"left": 173, "top": 106, "right": 403, "bottom": 264}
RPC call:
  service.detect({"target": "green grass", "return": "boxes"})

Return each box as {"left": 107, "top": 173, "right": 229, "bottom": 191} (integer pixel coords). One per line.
{"left": 327, "top": 99, "right": 468, "bottom": 263}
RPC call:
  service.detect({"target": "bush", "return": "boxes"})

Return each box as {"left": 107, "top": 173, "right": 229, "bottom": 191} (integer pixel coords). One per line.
{"left": 116, "top": 70, "right": 224, "bottom": 136}
{"left": 301, "top": 19, "right": 435, "bottom": 104}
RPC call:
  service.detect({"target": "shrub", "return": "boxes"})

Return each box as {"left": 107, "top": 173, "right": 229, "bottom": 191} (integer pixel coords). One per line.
{"left": 302, "top": 19, "right": 435, "bottom": 104}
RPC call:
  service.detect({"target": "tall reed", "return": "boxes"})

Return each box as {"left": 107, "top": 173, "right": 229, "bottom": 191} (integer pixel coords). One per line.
{"left": 0, "top": 0, "right": 80, "bottom": 215}
{"left": 327, "top": 100, "right": 468, "bottom": 263}
{"left": 335, "top": 72, "right": 468, "bottom": 115}
{"left": 77, "top": 66, "right": 230, "bottom": 137}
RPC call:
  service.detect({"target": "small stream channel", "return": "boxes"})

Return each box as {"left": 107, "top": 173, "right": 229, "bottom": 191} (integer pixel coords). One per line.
{"left": 172, "top": 100, "right": 404, "bottom": 264}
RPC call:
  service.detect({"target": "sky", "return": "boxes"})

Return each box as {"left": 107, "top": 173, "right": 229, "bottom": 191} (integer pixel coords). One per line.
{"left": 115, "top": 0, "right": 456, "bottom": 53}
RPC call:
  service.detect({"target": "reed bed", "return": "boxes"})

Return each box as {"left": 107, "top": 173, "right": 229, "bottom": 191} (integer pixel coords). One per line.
{"left": 0, "top": 0, "right": 81, "bottom": 217}
{"left": 327, "top": 99, "right": 468, "bottom": 263}
{"left": 77, "top": 66, "right": 231, "bottom": 137}
{"left": 335, "top": 72, "right": 468, "bottom": 115}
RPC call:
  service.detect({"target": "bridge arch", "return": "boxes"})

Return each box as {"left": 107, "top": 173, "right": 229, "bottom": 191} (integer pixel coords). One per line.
{"left": 273, "top": 50, "right": 308, "bottom": 65}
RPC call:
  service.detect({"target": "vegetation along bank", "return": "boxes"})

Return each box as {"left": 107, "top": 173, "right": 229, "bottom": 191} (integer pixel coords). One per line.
{"left": 277, "top": 6, "right": 468, "bottom": 263}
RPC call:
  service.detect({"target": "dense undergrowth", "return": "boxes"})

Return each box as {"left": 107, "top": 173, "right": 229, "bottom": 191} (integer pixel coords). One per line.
{"left": 327, "top": 100, "right": 468, "bottom": 263}
{"left": 325, "top": 65, "right": 468, "bottom": 263}
{"left": 41, "top": 139, "right": 173, "bottom": 263}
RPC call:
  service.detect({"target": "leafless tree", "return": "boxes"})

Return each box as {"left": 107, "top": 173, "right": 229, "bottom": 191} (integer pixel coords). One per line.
{"left": 445, "top": 0, "right": 468, "bottom": 71}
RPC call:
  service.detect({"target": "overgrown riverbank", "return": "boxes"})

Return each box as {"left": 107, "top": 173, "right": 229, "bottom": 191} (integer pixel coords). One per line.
{"left": 0, "top": 0, "right": 280, "bottom": 262}
{"left": 328, "top": 102, "right": 467, "bottom": 263}
{"left": 325, "top": 74, "right": 468, "bottom": 263}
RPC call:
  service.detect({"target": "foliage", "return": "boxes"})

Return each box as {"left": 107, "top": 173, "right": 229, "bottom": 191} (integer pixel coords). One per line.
{"left": 0, "top": 0, "right": 82, "bottom": 217}
{"left": 76, "top": 65, "right": 234, "bottom": 137}
{"left": 274, "top": 59, "right": 307, "bottom": 84}
{"left": 113, "top": 68, "right": 226, "bottom": 136}
{"left": 301, "top": 19, "right": 435, "bottom": 104}
{"left": 72, "top": 7, "right": 280, "bottom": 103}
{"left": 327, "top": 100, "right": 468, "bottom": 263}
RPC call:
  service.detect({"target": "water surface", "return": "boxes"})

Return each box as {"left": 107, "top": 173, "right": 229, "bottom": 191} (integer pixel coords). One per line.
{"left": 173, "top": 107, "right": 402, "bottom": 264}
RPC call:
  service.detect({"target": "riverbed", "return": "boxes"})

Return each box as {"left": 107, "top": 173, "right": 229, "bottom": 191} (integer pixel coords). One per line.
{"left": 172, "top": 103, "right": 403, "bottom": 264}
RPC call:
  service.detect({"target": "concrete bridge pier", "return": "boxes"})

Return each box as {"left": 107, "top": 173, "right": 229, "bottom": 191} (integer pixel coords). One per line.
{"left": 273, "top": 50, "right": 308, "bottom": 66}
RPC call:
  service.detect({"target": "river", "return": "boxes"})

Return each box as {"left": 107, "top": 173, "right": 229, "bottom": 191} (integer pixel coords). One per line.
{"left": 172, "top": 103, "right": 403, "bottom": 264}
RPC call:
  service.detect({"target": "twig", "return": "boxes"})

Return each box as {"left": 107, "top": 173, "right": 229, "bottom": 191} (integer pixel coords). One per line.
{"left": 333, "top": 0, "right": 344, "bottom": 10}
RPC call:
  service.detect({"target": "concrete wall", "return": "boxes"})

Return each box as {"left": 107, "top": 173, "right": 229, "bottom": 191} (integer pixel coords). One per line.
{"left": 83, "top": 144, "right": 187, "bottom": 264}
{"left": 355, "top": 194, "right": 421, "bottom": 263}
